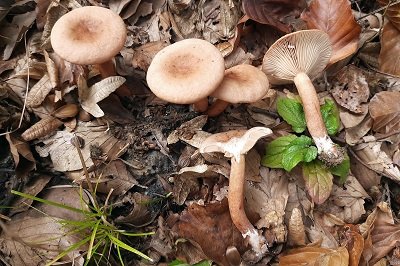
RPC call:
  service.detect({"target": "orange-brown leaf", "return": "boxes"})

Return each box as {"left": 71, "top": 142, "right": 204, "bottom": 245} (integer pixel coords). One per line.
{"left": 377, "top": 0, "right": 400, "bottom": 31}
{"left": 379, "top": 21, "right": 400, "bottom": 76}
{"left": 369, "top": 91, "right": 400, "bottom": 134}
{"left": 21, "top": 116, "right": 63, "bottom": 141}
{"left": 242, "top": 0, "right": 306, "bottom": 33}
{"left": 301, "top": 0, "right": 361, "bottom": 65}
{"left": 279, "top": 246, "right": 349, "bottom": 266}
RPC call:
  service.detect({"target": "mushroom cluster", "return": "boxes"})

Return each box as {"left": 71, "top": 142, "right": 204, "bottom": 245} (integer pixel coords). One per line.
{"left": 146, "top": 38, "right": 270, "bottom": 114}
{"left": 262, "top": 30, "right": 345, "bottom": 165}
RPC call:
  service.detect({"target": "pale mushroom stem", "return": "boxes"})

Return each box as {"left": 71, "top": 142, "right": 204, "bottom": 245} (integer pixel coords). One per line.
{"left": 229, "top": 154, "right": 267, "bottom": 256}
{"left": 193, "top": 98, "right": 209, "bottom": 113}
{"left": 293, "top": 72, "right": 344, "bottom": 165}
{"left": 206, "top": 99, "right": 230, "bottom": 117}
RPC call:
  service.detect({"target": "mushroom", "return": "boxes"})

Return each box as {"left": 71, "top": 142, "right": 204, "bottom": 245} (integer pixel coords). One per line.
{"left": 50, "top": 6, "right": 126, "bottom": 79}
{"left": 146, "top": 38, "right": 225, "bottom": 112}
{"left": 262, "top": 30, "right": 345, "bottom": 165}
{"left": 200, "top": 127, "right": 273, "bottom": 256}
{"left": 206, "top": 64, "right": 270, "bottom": 117}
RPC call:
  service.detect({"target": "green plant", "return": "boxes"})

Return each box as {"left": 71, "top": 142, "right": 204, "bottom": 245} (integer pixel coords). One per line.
{"left": 11, "top": 188, "right": 154, "bottom": 266}
{"left": 262, "top": 97, "right": 349, "bottom": 203}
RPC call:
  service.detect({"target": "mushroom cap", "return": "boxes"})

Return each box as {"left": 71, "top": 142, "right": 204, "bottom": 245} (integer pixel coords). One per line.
{"left": 210, "top": 64, "right": 270, "bottom": 103}
{"left": 51, "top": 6, "right": 127, "bottom": 65}
{"left": 262, "top": 30, "right": 332, "bottom": 84}
{"left": 146, "top": 38, "right": 225, "bottom": 104}
{"left": 200, "top": 127, "right": 272, "bottom": 161}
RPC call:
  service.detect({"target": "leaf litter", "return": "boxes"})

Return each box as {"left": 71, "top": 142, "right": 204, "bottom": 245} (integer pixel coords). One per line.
{"left": 1, "top": 0, "right": 400, "bottom": 265}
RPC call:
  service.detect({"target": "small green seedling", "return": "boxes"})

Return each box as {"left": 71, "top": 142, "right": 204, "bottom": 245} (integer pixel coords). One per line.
{"left": 262, "top": 97, "right": 349, "bottom": 203}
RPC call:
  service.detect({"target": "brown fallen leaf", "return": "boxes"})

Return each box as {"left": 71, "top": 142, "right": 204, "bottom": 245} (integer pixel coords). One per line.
{"left": 172, "top": 200, "right": 246, "bottom": 266}
{"left": 379, "top": 21, "right": 400, "bottom": 76}
{"left": 278, "top": 246, "right": 349, "bottom": 266}
{"left": 242, "top": 0, "right": 306, "bottom": 33}
{"left": 132, "top": 40, "right": 170, "bottom": 71}
{"left": 5, "top": 133, "right": 36, "bottom": 179}
{"left": 26, "top": 74, "right": 54, "bottom": 108}
{"left": 287, "top": 207, "right": 306, "bottom": 246}
{"left": 377, "top": 0, "right": 400, "bottom": 31}
{"left": 21, "top": 116, "right": 63, "bottom": 141}
{"left": 301, "top": 0, "right": 361, "bottom": 65}
{"left": 369, "top": 91, "right": 400, "bottom": 135}
{"left": 115, "top": 192, "right": 152, "bottom": 226}
{"left": 345, "top": 116, "right": 373, "bottom": 145}
{"left": 340, "top": 224, "right": 364, "bottom": 266}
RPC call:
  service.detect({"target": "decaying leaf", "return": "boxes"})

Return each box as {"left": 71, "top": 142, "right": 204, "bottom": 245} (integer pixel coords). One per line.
{"left": 115, "top": 192, "right": 152, "bottom": 226}
{"left": 307, "top": 212, "right": 344, "bottom": 249}
{"left": 132, "top": 40, "right": 170, "bottom": 71}
{"left": 379, "top": 21, "right": 400, "bottom": 76}
{"left": 246, "top": 168, "right": 289, "bottom": 244}
{"left": 352, "top": 142, "right": 400, "bottom": 182}
{"left": 26, "top": 74, "right": 54, "bottom": 108}
{"left": 287, "top": 207, "right": 306, "bottom": 246}
{"left": 377, "top": 0, "right": 400, "bottom": 31}
{"left": 5, "top": 133, "right": 36, "bottom": 179}
{"left": 331, "top": 65, "right": 370, "bottom": 114}
{"left": 340, "top": 225, "right": 364, "bottom": 266}
{"left": 167, "top": 115, "right": 211, "bottom": 148}
{"left": 301, "top": 0, "right": 361, "bottom": 65}
{"left": 21, "top": 116, "right": 63, "bottom": 141}
{"left": 345, "top": 116, "right": 373, "bottom": 145}
{"left": 369, "top": 91, "right": 400, "bottom": 134}
{"left": 35, "top": 121, "right": 128, "bottom": 172}
{"left": 302, "top": 160, "right": 333, "bottom": 204}
{"left": 279, "top": 246, "right": 349, "bottom": 266}
{"left": 80, "top": 76, "right": 126, "bottom": 118}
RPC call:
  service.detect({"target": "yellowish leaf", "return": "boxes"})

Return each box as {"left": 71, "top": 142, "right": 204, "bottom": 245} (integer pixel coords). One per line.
{"left": 279, "top": 246, "right": 349, "bottom": 266}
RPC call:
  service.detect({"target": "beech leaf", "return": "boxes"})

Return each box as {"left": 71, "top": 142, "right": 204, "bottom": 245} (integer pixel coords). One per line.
{"left": 369, "top": 91, "right": 400, "bottom": 134}
{"left": 80, "top": 76, "right": 126, "bottom": 118}
{"left": 279, "top": 246, "right": 349, "bottom": 266}
{"left": 377, "top": 0, "right": 400, "bottom": 31}
{"left": 379, "top": 21, "right": 400, "bottom": 76}
{"left": 242, "top": 0, "right": 306, "bottom": 32}
{"left": 301, "top": 0, "right": 361, "bottom": 65}
{"left": 302, "top": 160, "right": 333, "bottom": 204}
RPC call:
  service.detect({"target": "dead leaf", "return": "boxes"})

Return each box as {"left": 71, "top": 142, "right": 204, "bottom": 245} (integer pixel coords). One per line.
{"left": 379, "top": 21, "right": 400, "bottom": 76}
{"left": 115, "top": 192, "right": 152, "bottom": 226}
{"left": 21, "top": 116, "right": 63, "bottom": 141}
{"left": 26, "top": 74, "right": 54, "bottom": 107}
{"left": 302, "top": 161, "right": 333, "bottom": 204}
{"left": 167, "top": 115, "right": 211, "bottom": 148}
{"left": 172, "top": 173, "right": 201, "bottom": 205}
{"left": 132, "top": 40, "right": 170, "bottom": 71}
{"left": 287, "top": 207, "right": 306, "bottom": 246}
{"left": 340, "top": 225, "right": 364, "bottom": 266}
{"left": 80, "top": 76, "right": 126, "bottom": 118}
{"left": 172, "top": 200, "right": 246, "bottom": 266}
{"left": 331, "top": 65, "right": 370, "bottom": 114}
{"left": 35, "top": 121, "right": 128, "bottom": 172}
{"left": 369, "top": 91, "right": 400, "bottom": 134}
{"left": 279, "top": 246, "right": 349, "bottom": 266}
{"left": 301, "top": 0, "right": 361, "bottom": 65}
{"left": 242, "top": 0, "right": 306, "bottom": 33}
{"left": 349, "top": 150, "right": 381, "bottom": 191}
{"left": 345, "top": 116, "right": 373, "bottom": 145}
{"left": 377, "top": 0, "right": 400, "bottom": 31}
{"left": 43, "top": 50, "right": 59, "bottom": 88}
{"left": 307, "top": 212, "right": 344, "bottom": 249}
{"left": 5, "top": 133, "right": 36, "bottom": 179}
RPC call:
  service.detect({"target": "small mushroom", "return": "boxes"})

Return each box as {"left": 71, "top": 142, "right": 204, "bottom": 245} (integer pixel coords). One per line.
{"left": 206, "top": 64, "right": 270, "bottom": 117}
{"left": 262, "top": 30, "right": 345, "bottom": 165}
{"left": 50, "top": 6, "right": 126, "bottom": 78}
{"left": 200, "top": 127, "right": 273, "bottom": 256}
{"left": 146, "top": 38, "right": 225, "bottom": 112}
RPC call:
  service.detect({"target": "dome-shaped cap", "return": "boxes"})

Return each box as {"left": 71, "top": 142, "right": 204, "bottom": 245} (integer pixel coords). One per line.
{"left": 146, "top": 38, "right": 225, "bottom": 104}
{"left": 210, "top": 64, "right": 270, "bottom": 103}
{"left": 51, "top": 6, "right": 127, "bottom": 65}
{"left": 262, "top": 30, "right": 332, "bottom": 84}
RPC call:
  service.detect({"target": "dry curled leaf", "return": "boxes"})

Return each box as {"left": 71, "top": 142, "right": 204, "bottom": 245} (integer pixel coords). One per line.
{"left": 377, "top": 0, "right": 400, "bottom": 31}
{"left": 379, "top": 21, "right": 400, "bottom": 76}
{"left": 340, "top": 225, "right": 364, "bottom": 266}
{"left": 301, "top": 0, "right": 361, "bottom": 65}
{"left": 369, "top": 91, "right": 400, "bottom": 134}
{"left": 21, "top": 116, "right": 63, "bottom": 141}
{"left": 242, "top": 0, "right": 306, "bottom": 32}
{"left": 279, "top": 246, "right": 349, "bottom": 266}
{"left": 80, "top": 76, "right": 126, "bottom": 118}
{"left": 288, "top": 207, "right": 306, "bottom": 246}
{"left": 26, "top": 74, "right": 53, "bottom": 108}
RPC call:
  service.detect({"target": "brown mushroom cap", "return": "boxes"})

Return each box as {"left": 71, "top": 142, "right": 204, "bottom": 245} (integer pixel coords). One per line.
{"left": 146, "top": 38, "right": 225, "bottom": 104}
{"left": 200, "top": 127, "right": 272, "bottom": 160}
{"left": 51, "top": 6, "right": 126, "bottom": 65}
{"left": 262, "top": 30, "right": 332, "bottom": 84}
{"left": 210, "top": 64, "right": 270, "bottom": 103}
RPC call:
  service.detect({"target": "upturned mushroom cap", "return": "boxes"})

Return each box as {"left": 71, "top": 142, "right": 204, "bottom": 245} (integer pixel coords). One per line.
{"left": 51, "top": 6, "right": 127, "bottom": 65}
{"left": 210, "top": 64, "right": 270, "bottom": 103}
{"left": 262, "top": 30, "right": 332, "bottom": 84}
{"left": 146, "top": 38, "right": 225, "bottom": 104}
{"left": 200, "top": 127, "right": 272, "bottom": 161}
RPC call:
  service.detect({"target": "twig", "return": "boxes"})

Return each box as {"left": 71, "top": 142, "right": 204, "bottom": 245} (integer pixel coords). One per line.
{"left": 356, "top": 0, "right": 400, "bottom": 21}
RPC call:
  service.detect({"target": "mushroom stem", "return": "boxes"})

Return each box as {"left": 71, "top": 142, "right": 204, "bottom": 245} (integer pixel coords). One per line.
{"left": 206, "top": 99, "right": 230, "bottom": 117}
{"left": 294, "top": 72, "right": 344, "bottom": 165}
{"left": 193, "top": 98, "right": 209, "bottom": 112}
{"left": 229, "top": 154, "right": 267, "bottom": 256}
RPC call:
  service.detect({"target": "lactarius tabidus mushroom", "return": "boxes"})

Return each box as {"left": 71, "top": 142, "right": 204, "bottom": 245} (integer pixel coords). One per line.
{"left": 200, "top": 127, "right": 273, "bottom": 256}
{"left": 206, "top": 64, "right": 270, "bottom": 117}
{"left": 146, "top": 38, "right": 225, "bottom": 112}
{"left": 262, "top": 30, "right": 345, "bottom": 165}
{"left": 50, "top": 6, "right": 126, "bottom": 78}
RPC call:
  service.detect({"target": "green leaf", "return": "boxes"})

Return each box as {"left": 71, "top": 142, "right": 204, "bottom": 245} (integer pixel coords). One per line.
{"left": 302, "top": 160, "right": 333, "bottom": 204}
{"left": 169, "top": 260, "right": 212, "bottom": 266}
{"left": 281, "top": 135, "right": 318, "bottom": 171}
{"left": 261, "top": 135, "right": 297, "bottom": 168}
{"left": 321, "top": 99, "right": 340, "bottom": 135}
{"left": 329, "top": 153, "right": 350, "bottom": 183}
{"left": 277, "top": 97, "right": 307, "bottom": 133}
